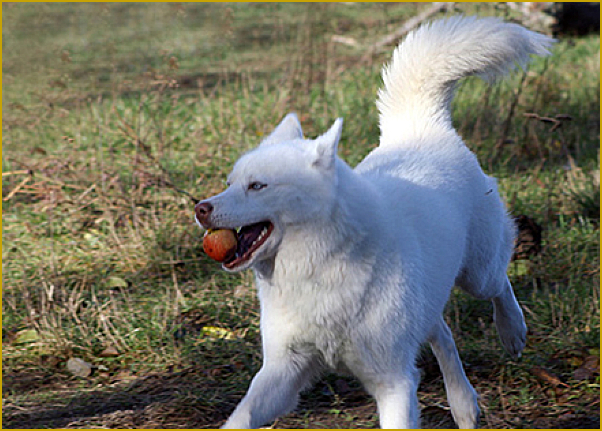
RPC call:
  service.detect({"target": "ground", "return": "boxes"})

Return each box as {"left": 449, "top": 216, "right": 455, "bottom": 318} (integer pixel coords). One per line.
{"left": 2, "top": 2, "right": 599, "bottom": 429}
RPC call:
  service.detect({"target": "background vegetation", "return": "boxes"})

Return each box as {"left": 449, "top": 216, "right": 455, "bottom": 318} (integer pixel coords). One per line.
{"left": 2, "top": 2, "right": 599, "bottom": 428}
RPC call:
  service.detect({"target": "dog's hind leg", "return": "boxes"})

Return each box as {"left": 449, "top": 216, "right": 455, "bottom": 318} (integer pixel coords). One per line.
{"left": 459, "top": 269, "right": 527, "bottom": 359}
{"left": 458, "top": 209, "right": 527, "bottom": 358}
{"left": 429, "top": 316, "right": 480, "bottom": 429}
{"left": 457, "top": 261, "right": 527, "bottom": 359}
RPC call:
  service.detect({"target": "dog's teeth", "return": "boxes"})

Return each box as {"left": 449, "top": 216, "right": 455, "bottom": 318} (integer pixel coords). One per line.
{"left": 249, "top": 227, "right": 269, "bottom": 248}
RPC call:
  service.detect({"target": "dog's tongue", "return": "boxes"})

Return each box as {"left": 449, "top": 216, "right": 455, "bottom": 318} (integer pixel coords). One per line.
{"left": 237, "top": 223, "right": 267, "bottom": 255}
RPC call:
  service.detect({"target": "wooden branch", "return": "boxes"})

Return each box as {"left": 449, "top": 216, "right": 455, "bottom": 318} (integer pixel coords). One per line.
{"left": 3, "top": 176, "right": 31, "bottom": 201}
{"left": 362, "top": 2, "right": 455, "bottom": 61}
{"left": 331, "top": 35, "right": 360, "bottom": 48}
{"left": 2, "top": 170, "right": 31, "bottom": 177}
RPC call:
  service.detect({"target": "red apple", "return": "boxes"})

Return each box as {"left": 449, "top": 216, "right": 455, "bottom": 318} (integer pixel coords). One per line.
{"left": 203, "top": 229, "right": 237, "bottom": 262}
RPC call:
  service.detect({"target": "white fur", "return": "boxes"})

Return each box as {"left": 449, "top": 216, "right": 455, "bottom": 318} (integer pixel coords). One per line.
{"left": 196, "top": 16, "right": 554, "bottom": 429}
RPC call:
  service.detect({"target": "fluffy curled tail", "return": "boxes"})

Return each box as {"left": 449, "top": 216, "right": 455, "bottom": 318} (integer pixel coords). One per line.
{"left": 377, "top": 16, "right": 555, "bottom": 148}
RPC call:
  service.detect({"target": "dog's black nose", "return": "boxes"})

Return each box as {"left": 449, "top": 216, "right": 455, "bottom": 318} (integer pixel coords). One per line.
{"left": 195, "top": 201, "right": 213, "bottom": 227}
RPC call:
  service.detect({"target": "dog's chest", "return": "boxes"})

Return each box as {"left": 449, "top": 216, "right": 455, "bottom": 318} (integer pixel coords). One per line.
{"left": 257, "top": 276, "right": 363, "bottom": 370}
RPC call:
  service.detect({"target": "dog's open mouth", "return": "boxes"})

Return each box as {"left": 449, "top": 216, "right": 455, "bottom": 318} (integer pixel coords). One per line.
{"left": 224, "top": 221, "right": 273, "bottom": 269}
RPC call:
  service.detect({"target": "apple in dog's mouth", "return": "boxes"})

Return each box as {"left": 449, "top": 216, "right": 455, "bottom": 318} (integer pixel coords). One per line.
{"left": 223, "top": 221, "right": 273, "bottom": 269}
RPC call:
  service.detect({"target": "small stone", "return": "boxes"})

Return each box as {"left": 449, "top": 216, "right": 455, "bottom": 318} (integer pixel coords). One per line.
{"left": 67, "top": 357, "right": 93, "bottom": 378}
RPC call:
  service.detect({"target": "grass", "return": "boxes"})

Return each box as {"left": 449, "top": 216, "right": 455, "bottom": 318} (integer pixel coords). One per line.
{"left": 2, "top": 2, "right": 600, "bottom": 429}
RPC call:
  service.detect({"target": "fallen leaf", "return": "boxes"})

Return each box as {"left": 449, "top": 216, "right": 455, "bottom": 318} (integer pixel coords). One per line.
{"left": 13, "top": 329, "right": 39, "bottom": 344}
{"left": 199, "top": 326, "right": 235, "bottom": 341}
{"left": 106, "top": 276, "right": 128, "bottom": 288}
{"left": 530, "top": 366, "right": 568, "bottom": 387}
{"left": 111, "top": 370, "right": 136, "bottom": 383}
{"left": 573, "top": 355, "right": 600, "bottom": 381}
{"left": 31, "top": 147, "right": 47, "bottom": 156}
{"left": 99, "top": 346, "right": 120, "bottom": 357}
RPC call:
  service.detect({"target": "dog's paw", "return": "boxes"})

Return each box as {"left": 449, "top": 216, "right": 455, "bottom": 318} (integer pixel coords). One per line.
{"left": 450, "top": 386, "right": 481, "bottom": 429}
{"left": 497, "top": 319, "right": 526, "bottom": 359}
{"left": 493, "top": 296, "right": 527, "bottom": 359}
{"left": 492, "top": 286, "right": 527, "bottom": 359}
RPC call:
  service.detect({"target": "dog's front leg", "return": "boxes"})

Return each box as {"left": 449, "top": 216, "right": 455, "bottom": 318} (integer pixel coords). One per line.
{"left": 221, "top": 352, "right": 316, "bottom": 429}
{"left": 372, "top": 369, "right": 421, "bottom": 429}
{"left": 429, "top": 316, "right": 480, "bottom": 429}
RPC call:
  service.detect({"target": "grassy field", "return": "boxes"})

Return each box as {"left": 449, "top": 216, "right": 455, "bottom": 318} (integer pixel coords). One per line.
{"left": 2, "top": 2, "right": 600, "bottom": 428}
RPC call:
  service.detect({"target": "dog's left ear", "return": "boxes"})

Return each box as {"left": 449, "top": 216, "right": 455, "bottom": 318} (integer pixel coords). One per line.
{"left": 260, "top": 113, "right": 304, "bottom": 146}
{"left": 312, "top": 118, "right": 343, "bottom": 171}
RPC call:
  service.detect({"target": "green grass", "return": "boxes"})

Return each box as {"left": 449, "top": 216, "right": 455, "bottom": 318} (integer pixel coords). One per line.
{"left": 2, "top": 2, "right": 600, "bottom": 429}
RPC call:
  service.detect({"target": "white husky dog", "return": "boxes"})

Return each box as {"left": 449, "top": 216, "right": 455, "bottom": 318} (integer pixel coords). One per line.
{"left": 195, "top": 16, "right": 553, "bottom": 429}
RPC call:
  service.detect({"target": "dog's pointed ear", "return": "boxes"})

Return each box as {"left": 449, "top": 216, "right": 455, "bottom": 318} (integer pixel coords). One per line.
{"left": 260, "top": 113, "right": 304, "bottom": 146}
{"left": 312, "top": 118, "right": 343, "bottom": 171}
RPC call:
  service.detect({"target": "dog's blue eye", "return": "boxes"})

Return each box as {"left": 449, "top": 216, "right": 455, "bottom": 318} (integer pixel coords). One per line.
{"left": 248, "top": 182, "right": 266, "bottom": 191}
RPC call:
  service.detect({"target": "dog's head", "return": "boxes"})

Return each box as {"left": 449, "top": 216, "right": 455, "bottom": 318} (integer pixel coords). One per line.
{"left": 195, "top": 113, "right": 343, "bottom": 272}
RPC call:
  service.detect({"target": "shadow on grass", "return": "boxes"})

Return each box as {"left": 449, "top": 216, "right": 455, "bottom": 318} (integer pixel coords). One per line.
{"left": 4, "top": 360, "right": 598, "bottom": 429}
{"left": 2, "top": 366, "right": 233, "bottom": 429}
